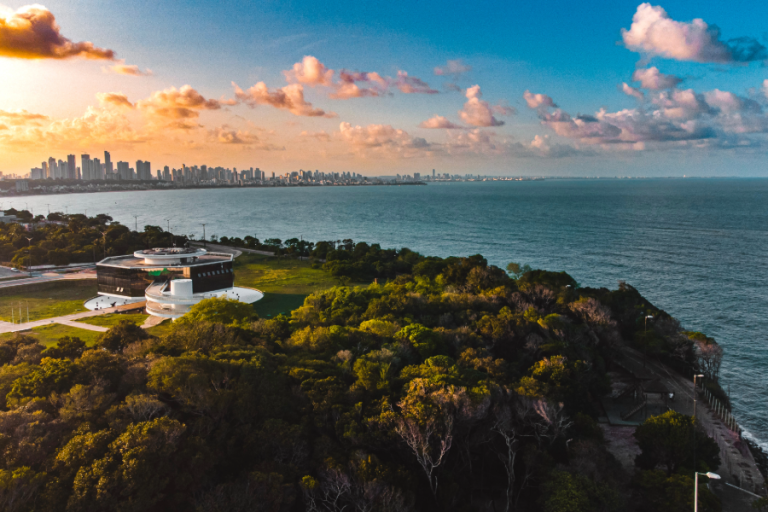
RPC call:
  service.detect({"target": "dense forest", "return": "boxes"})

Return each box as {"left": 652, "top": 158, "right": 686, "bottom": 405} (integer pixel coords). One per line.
{"left": 0, "top": 209, "right": 186, "bottom": 267}
{"left": 0, "top": 226, "right": 732, "bottom": 511}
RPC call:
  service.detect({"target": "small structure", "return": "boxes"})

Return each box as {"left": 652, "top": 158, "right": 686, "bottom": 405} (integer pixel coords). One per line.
{"left": 87, "top": 247, "right": 262, "bottom": 319}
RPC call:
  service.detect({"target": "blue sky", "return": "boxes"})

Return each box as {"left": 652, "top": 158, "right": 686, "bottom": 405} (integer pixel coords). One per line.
{"left": 1, "top": 0, "right": 767, "bottom": 175}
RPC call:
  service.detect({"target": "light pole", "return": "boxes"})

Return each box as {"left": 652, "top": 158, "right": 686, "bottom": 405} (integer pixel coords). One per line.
{"left": 693, "top": 374, "right": 704, "bottom": 476}
{"left": 25, "top": 237, "right": 33, "bottom": 275}
{"left": 165, "top": 219, "right": 170, "bottom": 232}
{"left": 645, "top": 314, "right": 653, "bottom": 333}
{"left": 202, "top": 224, "right": 206, "bottom": 248}
{"left": 694, "top": 472, "right": 720, "bottom": 512}
{"left": 133, "top": 215, "right": 139, "bottom": 232}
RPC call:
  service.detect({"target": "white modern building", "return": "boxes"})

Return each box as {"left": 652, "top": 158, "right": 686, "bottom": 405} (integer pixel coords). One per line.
{"left": 86, "top": 247, "right": 262, "bottom": 319}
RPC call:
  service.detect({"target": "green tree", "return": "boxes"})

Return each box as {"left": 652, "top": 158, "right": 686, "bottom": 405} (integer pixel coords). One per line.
{"left": 97, "top": 320, "right": 151, "bottom": 353}
{"left": 634, "top": 411, "right": 720, "bottom": 475}
{"left": 175, "top": 297, "right": 257, "bottom": 328}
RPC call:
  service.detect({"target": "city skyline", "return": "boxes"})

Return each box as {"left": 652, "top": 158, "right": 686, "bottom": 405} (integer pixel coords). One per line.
{"left": 1, "top": 1, "right": 768, "bottom": 176}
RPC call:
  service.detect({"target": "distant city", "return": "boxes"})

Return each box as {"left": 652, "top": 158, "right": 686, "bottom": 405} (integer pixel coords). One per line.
{"left": 0, "top": 150, "right": 520, "bottom": 191}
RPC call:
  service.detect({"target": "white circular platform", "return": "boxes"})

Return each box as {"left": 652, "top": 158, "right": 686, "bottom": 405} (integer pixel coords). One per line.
{"left": 84, "top": 295, "right": 145, "bottom": 311}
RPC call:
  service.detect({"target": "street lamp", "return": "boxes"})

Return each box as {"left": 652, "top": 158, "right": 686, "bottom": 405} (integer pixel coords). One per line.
{"left": 25, "top": 237, "right": 33, "bottom": 275}
{"left": 644, "top": 314, "right": 653, "bottom": 333}
{"left": 202, "top": 224, "right": 206, "bottom": 248}
{"left": 694, "top": 472, "right": 720, "bottom": 512}
{"left": 133, "top": 215, "right": 139, "bottom": 232}
{"left": 693, "top": 374, "right": 705, "bottom": 478}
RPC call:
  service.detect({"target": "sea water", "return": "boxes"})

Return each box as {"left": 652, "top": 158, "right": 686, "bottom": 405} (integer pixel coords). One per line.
{"left": 14, "top": 178, "right": 768, "bottom": 448}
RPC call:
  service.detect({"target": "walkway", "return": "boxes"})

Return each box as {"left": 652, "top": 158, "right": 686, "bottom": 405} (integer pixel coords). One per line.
{"left": 0, "top": 301, "right": 146, "bottom": 334}
{"left": 606, "top": 347, "right": 765, "bottom": 511}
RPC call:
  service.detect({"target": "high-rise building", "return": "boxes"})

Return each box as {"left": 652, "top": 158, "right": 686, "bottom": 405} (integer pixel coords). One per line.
{"left": 92, "top": 158, "right": 101, "bottom": 179}
{"left": 67, "top": 154, "right": 76, "bottom": 179}
{"left": 42, "top": 161, "right": 48, "bottom": 179}
{"left": 48, "top": 157, "right": 56, "bottom": 179}
{"left": 117, "top": 161, "right": 131, "bottom": 180}
{"left": 58, "top": 160, "right": 66, "bottom": 179}
{"left": 81, "top": 154, "right": 91, "bottom": 180}
{"left": 104, "top": 151, "right": 113, "bottom": 179}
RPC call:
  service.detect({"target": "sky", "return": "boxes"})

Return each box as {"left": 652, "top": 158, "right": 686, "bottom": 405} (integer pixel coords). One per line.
{"left": 1, "top": 0, "right": 768, "bottom": 176}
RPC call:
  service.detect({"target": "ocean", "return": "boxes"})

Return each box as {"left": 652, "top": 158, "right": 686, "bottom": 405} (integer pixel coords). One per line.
{"left": 11, "top": 178, "right": 768, "bottom": 448}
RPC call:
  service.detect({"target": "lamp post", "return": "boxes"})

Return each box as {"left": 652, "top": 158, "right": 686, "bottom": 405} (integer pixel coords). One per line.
{"left": 694, "top": 472, "right": 720, "bottom": 512}
{"left": 693, "top": 374, "right": 704, "bottom": 477}
{"left": 645, "top": 314, "right": 653, "bottom": 333}
{"left": 133, "top": 215, "right": 139, "bottom": 232}
{"left": 202, "top": 224, "right": 206, "bottom": 248}
{"left": 165, "top": 219, "right": 170, "bottom": 233}
{"left": 25, "top": 237, "right": 33, "bottom": 276}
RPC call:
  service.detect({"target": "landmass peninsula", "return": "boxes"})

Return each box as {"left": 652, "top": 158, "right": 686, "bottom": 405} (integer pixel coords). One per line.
{"left": 0, "top": 210, "right": 764, "bottom": 512}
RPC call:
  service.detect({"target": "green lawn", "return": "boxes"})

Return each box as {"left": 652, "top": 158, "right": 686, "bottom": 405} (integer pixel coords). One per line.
{"left": 0, "top": 281, "right": 97, "bottom": 322}
{"left": 0, "top": 323, "right": 101, "bottom": 347}
{"left": 76, "top": 313, "right": 149, "bottom": 328}
{"left": 234, "top": 254, "right": 362, "bottom": 318}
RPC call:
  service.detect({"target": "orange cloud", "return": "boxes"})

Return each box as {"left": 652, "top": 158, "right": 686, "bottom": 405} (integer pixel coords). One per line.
{"left": 136, "top": 85, "right": 222, "bottom": 123}
{"left": 0, "top": 109, "right": 48, "bottom": 126}
{"left": 232, "top": 81, "right": 335, "bottom": 117}
{"left": 419, "top": 115, "right": 463, "bottom": 129}
{"left": 104, "top": 60, "right": 152, "bottom": 76}
{"left": 96, "top": 92, "right": 134, "bottom": 109}
{"left": 207, "top": 125, "right": 284, "bottom": 150}
{"left": 300, "top": 130, "right": 331, "bottom": 141}
{"left": 0, "top": 4, "right": 115, "bottom": 60}
{"left": 337, "top": 122, "right": 432, "bottom": 159}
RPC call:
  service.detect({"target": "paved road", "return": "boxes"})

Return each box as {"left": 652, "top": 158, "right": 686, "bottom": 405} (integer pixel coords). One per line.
{"left": 0, "top": 271, "right": 96, "bottom": 290}
{"left": 0, "top": 301, "right": 146, "bottom": 334}
{"left": 620, "top": 347, "right": 765, "bottom": 510}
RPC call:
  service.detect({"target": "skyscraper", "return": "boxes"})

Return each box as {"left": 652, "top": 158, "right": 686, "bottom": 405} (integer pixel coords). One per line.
{"left": 42, "top": 161, "right": 48, "bottom": 179}
{"left": 67, "top": 154, "right": 76, "bottom": 179}
{"left": 104, "top": 151, "right": 113, "bottom": 179}
{"left": 92, "top": 158, "right": 101, "bottom": 180}
{"left": 81, "top": 154, "right": 91, "bottom": 180}
{"left": 48, "top": 157, "right": 56, "bottom": 179}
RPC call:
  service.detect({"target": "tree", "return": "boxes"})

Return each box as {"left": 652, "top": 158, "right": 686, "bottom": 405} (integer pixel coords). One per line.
{"left": 97, "top": 320, "right": 151, "bottom": 353}
{"left": 634, "top": 411, "right": 720, "bottom": 475}
{"left": 634, "top": 470, "right": 721, "bottom": 512}
{"left": 506, "top": 262, "right": 532, "bottom": 280}
{"left": 68, "top": 417, "right": 188, "bottom": 512}
{"left": 175, "top": 297, "right": 257, "bottom": 328}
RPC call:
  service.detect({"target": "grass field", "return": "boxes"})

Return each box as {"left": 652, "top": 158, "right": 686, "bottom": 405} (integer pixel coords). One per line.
{"left": 0, "top": 323, "right": 101, "bottom": 347}
{"left": 0, "top": 281, "right": 97, "bottom": 322}
{"left": 146, "top": 319, "right": 174, "bottom": 337}
{"left": 76, "top": 313, "right": 149, "bottom": 328}
{"left": 234, "top": 253, "right": 362, "bottom": 318}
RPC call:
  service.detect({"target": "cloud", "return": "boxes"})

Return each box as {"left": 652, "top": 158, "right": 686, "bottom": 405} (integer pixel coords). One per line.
{"left": 300, "top": 130, "right": 331, "bottom": 141}
{"left": 0, "top": 109, "right": 48, "bottom": 125}
{"left": 434, "top": 59, "right": 472, "bottom": 77}
{"left": 459, "top": 85, "right": 510, "bottom": 127}
{"left": 632, "top": 67, "right": 681, "bottom": 89}
{"left": 0, "top": 4, "right": 115, "bottom": 60}
{"left": 523, "top": 91, "right": 558, "bottom": 110}
{"left": 419, "top": 115, "right": 463, "bottom": 129}
{"left": 136, "top": 85, "right": 222, "bottom": 123}
{"left": 393, "top": 71, "right": 438, "bottom": 94}
{"left": 621, "top": 83, "right": 644, "bottom": 100}
{"left": 283, "top": 56, "right": 437, "bottom": 99}
{"left": 96, "top": 92, "right": 134, "bottom": 109}
{"left": 0, "top": 106, "right": 143, "bottom": 150}
{"left": 233, "top": 81, "right": 335, "bottom": 117}
{"left": 762, "top": 79, "right": 768, "bottom": 100}
{"left": 337, "top": 122, "right": 432, "bottom": 158}
{"left": 207, "top": 125, "right": 284, "bottom": 149}
{"left": 283, "top": 55, "right": 334, "bottom": 87}
{"left": 103, "top": 60, "right": 152, "bottom": 76}
{"left": 652, "top": 88, "right": 715, "bottom": 119}
{"left": 621, "top": 3, "right": 767, "bottom": 63}
{"left": 330, "top": 70, "right": 388, "bottom": 99}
